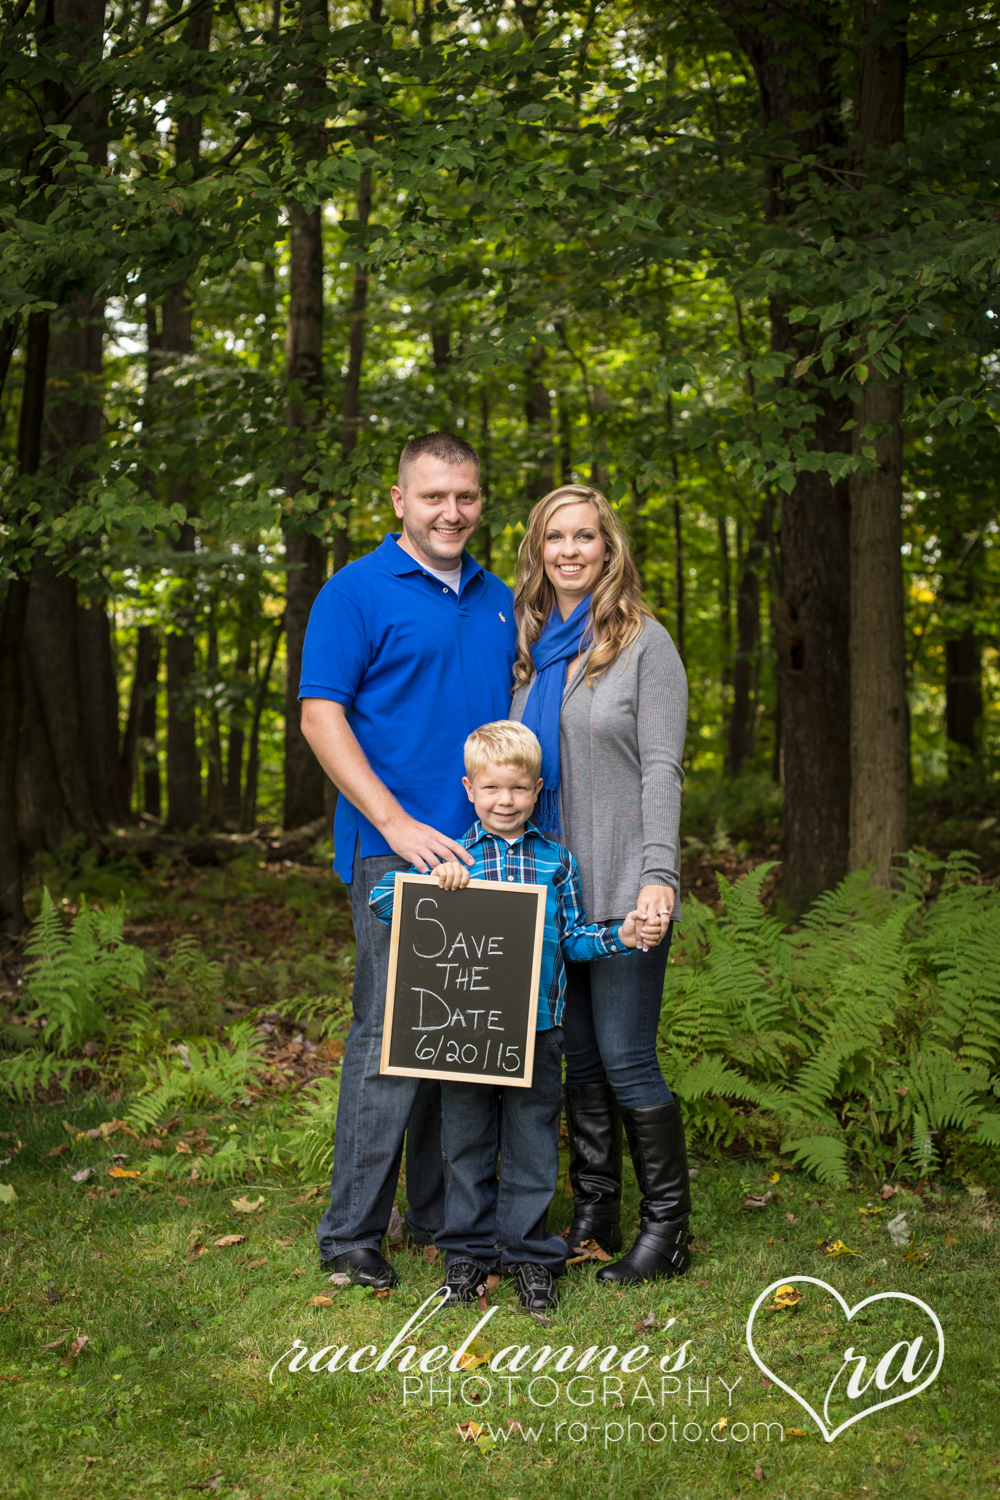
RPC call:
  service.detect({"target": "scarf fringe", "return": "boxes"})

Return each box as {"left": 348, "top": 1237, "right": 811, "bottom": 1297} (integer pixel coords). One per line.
{"left": 535, "top": 787, "right": 561, "bottom": 839}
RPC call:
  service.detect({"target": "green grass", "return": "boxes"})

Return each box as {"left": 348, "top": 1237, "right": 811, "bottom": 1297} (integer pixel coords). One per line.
{"left": 1, "top": 1091, "right": 997, "bottom": 1500}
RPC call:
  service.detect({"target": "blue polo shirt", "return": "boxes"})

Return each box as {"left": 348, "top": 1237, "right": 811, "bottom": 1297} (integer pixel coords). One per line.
{"left": 299, "top": 534, "right": 517, "bottom": 883}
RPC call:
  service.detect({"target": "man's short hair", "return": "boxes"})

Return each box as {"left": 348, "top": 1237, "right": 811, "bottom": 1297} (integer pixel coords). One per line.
{"left": 464, "top": 721, "right": 542, "bottom": 780}
{"left": 397, "top": 431, "right": 481, "bottom": 490}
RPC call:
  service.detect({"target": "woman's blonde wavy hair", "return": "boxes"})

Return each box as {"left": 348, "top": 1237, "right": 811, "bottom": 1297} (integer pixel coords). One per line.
{"left": 513, "top": 484, "right": 652, "bottom": 688}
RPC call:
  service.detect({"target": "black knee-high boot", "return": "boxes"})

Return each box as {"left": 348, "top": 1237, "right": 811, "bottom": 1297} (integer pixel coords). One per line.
{"left": 596, "top": 1099, "right": 692, "bottom": 1284}
{"left": 564, "top": 1083, "right": 624, "bottom": 1255}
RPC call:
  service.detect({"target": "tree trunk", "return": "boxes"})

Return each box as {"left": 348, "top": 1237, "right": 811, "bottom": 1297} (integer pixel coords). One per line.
{"left": 718, "top": 515, "right": 733, "bottom": 737}
{"left": 282, "top": 201, "right": 327, "bottom": 830}
{"left": 166, "top": 524, "right": 201, "bottom": 829}
{"left": 160, "top": 5, "right": 212, "bottom": 831}
{"left": 479, "top": 386, "right": 493, "bottom": 571}
{"left": 525, "top": 342, "right": 554, "bottom": 500}
{"left": 120, "top": 624, "right": 157, "bottom": 816}
{"left": 944, "top": 563, "right": 981, "bottom": 767}
{"left": 334, "top": 164, "right": 374, "bottom": 573}
{"left": 728, "top": 518, "right": 764, "bottom": 776}
{"left": 721, "top": 1, "right": 852, "bottom": 914}
{"left": 76, "top": 598, "right": 124, "bottom": 826}
{"left": 205, "top": 603, "right": 225, "bottom": 827}
{"left": 1, "top": 311, "right": 48, "bottom": 936}
{"left": 0, "top": 581, "right": 29, "bottom": 938}
{"left": 848, "top": 0, "right": 909, "bottom": 881}
{"left": 243, "top": 619, "right": 284, "bottom": 832}
{"left": 225, "top": 642, "right": 251, "bottom": 823}
{"left": 140, "top": 631, "right": 161, "bottom": 818}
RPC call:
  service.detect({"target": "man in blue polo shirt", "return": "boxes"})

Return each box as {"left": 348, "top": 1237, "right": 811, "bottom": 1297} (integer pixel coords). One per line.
{"left": 299, "top": 431, "right": 517, "bottom": 1288}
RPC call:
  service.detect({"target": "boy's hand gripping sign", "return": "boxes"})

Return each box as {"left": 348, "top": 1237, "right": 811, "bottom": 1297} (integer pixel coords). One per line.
{"left": 380, "top": 875, "right": 547, "bottom": 1087}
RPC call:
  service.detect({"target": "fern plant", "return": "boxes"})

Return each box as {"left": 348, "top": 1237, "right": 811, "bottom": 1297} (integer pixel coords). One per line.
{"left": 126, "top": 1020, "right": 267, "bottom": 1131}
{"left": 0, "top": 889, "right": 148, "bottom": 1098}
{"left": 661, "top": 851, "right": 1000, "bottom": 1185}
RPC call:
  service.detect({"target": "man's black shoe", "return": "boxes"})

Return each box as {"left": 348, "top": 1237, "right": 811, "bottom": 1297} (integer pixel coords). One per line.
{"left": 320, "top": 1247, "right": 400, "bottom": 1290}
{"left": 512, "top": 1262, "right": 559, "bottom": 1314}
{"left": 437, "top": 1259, "right": 492, "bottom": 1305}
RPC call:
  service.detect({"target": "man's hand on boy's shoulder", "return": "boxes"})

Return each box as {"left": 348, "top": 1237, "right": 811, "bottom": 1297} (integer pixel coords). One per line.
{"left": 435, "top": 860, "right": 472, "bottom": 891}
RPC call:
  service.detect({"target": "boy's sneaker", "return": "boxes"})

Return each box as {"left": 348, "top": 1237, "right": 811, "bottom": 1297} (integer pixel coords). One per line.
{"left": 438, "top": 1260, "right": 492, "bottom": 1305}
{"left": 512, "top": 1262, "right": 559, "bottom": 1314}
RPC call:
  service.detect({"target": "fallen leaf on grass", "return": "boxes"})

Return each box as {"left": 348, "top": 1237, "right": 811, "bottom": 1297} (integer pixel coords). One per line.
{"left": 44, "top": 1290, "right": 61, "bottom": 1303}
{"left": 457, "top": 1421, "right": 483, "bottom": 1440}
{"left": 785, "top": 1213, "right": 799, "bottom": 1225}
{"left": 945, "top": 1234, "right": 960, "bottom": 1248}
{"left": 770, "top": 1284, "right": 803, "bottom": 1310}
{"left": 887, "top": 1213, "right": 912, "bottom": 1247}
{"left": 71, "top": 1168, "right": 93, "bottom": 1184}
{"left": 483, "top": 1273, "right": 501, "bottom": 1293}
{"left": 108, "top": 1167, "right": 141, "bottom": 1181}
{"left": 231, "top": 1195, "right": 265, "bottom": 1214}
{"left": 0, "top": 1184, "right": 16, "bottom": 1205}
{"left": 41, "top": 1336, "right": 67, "bottom": 1350}
{"left": 530, "top": 1311, "right": 553, "bottom": 1326}
{"left": 81, "top": 1457, "right": 98, "bottom": 1464}
{"left": 191, "top": 1471, "right": 223, "bottom": 1492}
{"left": 566, "top": 1238, "right": 612, "bottom": 1265}
{"left": 276, "top": 1237, "right": 295, "bottom": 1248}
{"left": 372, "top": 1287, "right": 395, "bottom": 1299}
{"left": 387, "top": 1204, "right": 406, "bottom": 1245}
{"left": 754, "top": 1462, "right": 765, "bottom": 1480}
{"left": 295, "top": 1187, "right": 319, "bottom": 1203}
{"left": 246, "top": 1258, "right": 269, "bottom": 1268}
{"left": 858, "top": 1206, "right": 885, "bottom": 1216}
{"left": 880, "top": 1183, "right": 899, "bottom": 1200}
{"left": 904, "top": 1246, "right": 930, "bottom": 1266}
{"left": 454, "top": 1337, "right": 493, "bottom": 1372}
{"left": 175, "top": 1141, "right": 193, "bottom": 1155}
{"left": 175, "top": 1196, "right": 192, "bottom": 1207}
{"left": 0, "top": 1305, "right": 12, "bottom": 1315}
{"left": 817, "top": 1238, "right": 858, "bottom": 1258}
{"left": 291, "top": 1267, "right": 306, "bottom": 1278}
{"left": 306, "top": 1295, "right": 335, "bottom": 1308}
{"left": 768, "top": 1172, "right": 781, "bottom": 1183}
{"left": 214, "top": 1234, "right": 247, "bottom": 1248}
{"left": 187, "top": 1242, "right": 208, "bottom": 1261}
{"left": 61, "top": 1120, "right": 78, "bottom": 1136}
{"left": 635, "top": 1312, "right": 656, "bottom": 1333}
{"left": 743, "top": 1190, "right": 774, "bottom": 1209}
{"left": 327, "top": 1272, "right": 351, "bottom": 1288}
{"left": 61, "top": 1334, "right": 89, "bottom": 1366}
{"left": 44, "top": 1145, "right": 67, "bottom": 1159}
{"left": 784, "top": 1428, "right": 808, "bottom": 1438}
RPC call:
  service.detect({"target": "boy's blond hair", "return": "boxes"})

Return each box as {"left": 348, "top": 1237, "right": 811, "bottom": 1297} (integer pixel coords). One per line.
{"left": 464, "top": 721, "right": 542, "bottom": 780}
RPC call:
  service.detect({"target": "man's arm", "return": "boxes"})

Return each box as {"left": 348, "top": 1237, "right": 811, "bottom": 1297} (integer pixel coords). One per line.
{"left": 299, "top": 699, "right": 473, "bottom": 871}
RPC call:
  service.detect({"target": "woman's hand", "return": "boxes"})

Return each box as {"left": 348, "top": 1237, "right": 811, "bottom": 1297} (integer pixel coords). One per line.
{"left": 620, "top": 906, "right": 659, "bottom": 954}
{"left": 636, "top": 884, "right": 674, "bottom": 946}
{"left": 435, "top": 861, "right": 471, "bottom": 891}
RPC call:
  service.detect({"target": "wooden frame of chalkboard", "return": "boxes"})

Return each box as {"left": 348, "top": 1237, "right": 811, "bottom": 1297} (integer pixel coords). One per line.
{"left": 379, "top": 873, "right": 548, "bottom": 1088}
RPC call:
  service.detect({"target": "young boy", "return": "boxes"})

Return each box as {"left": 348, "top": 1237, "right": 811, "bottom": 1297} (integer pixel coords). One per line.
{"left": 369, "top": 720, "right": 653, "bottom": 1315}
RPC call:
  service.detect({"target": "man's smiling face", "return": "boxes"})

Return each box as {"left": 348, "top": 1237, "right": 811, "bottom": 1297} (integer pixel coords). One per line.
{"left": 391, "top": 455, "right": 482, "bottom": 570}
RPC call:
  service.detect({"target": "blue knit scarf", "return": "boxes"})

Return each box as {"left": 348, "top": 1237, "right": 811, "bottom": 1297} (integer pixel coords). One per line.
{"left": 520, "top": 595, "right": 592, "bottom": 838}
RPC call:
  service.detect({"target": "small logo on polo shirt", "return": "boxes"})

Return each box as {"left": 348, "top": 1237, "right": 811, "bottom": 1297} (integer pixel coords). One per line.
{"left": 499, "top": 611, "right": 506, "bottom": 623}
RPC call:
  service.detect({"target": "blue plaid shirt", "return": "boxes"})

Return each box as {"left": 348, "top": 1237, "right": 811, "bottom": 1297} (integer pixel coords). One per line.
{"left": 369, "top": 819, "right": 632, "bottom": 1030}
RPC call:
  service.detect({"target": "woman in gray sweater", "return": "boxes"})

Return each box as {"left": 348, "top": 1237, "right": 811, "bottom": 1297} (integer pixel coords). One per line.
{"left": 511, "top": 484, "right": 691, "bottom": 1286}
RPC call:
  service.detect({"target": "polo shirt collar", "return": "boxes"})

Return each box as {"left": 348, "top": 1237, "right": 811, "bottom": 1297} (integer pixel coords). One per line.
{"left": 378, "top": 533, "right": 484, "bottom": 590}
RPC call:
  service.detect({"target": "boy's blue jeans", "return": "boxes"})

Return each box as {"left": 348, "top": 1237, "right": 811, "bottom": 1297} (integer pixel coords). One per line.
{"left": 435, "top": 1025, "right": 568, "bottom": 1273}
{"left": 316, "top": 846, "right": 446, "bottom": 1261}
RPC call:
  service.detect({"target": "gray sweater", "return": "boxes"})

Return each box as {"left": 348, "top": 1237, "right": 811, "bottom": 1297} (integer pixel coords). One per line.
{"left": 511, "top": 617, "right": 688, "bottom": 924}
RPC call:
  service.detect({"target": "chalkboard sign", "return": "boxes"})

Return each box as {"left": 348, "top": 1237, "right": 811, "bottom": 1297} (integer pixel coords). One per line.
{"left": 380, "top": 874, "right": 547, "bottom": 1088}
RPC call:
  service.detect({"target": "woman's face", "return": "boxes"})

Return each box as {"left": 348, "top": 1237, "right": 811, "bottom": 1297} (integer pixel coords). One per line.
{"left": 542, "top": 502, "right": 609, "bottom": 615}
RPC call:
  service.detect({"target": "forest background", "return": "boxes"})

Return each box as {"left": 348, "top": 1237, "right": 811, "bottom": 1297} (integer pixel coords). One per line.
{"left": 2, "top": 0, "right": 1000, "bottom": 937}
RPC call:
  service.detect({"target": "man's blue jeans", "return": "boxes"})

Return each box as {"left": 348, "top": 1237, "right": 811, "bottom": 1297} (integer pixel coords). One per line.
{"left": 316, "top": 846, "right": 446, "bottom": 1260}
{"left": 562, "top": 928, "right": 675, "bottom": 1109}
{"left": 435, "top": 1026, "right": 567, "bottom": 1273}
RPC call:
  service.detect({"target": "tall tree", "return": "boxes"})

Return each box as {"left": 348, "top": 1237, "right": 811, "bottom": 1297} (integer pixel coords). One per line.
{"left": 161, "top": 4, "right": 213, "bottom": 830}
{"left": 722, "top": 1, "right": 853, "bottom": 914}
{"left": 848, "top": 0, "right": 909, "bottom": 881}
{"left": 282, "top": 0, "right": 330, "bottom": 831}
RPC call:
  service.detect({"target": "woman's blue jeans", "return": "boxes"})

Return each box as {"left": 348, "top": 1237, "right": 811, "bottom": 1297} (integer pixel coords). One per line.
{"left": 562, "top": 927, "right": 675, "bottom": 1109}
